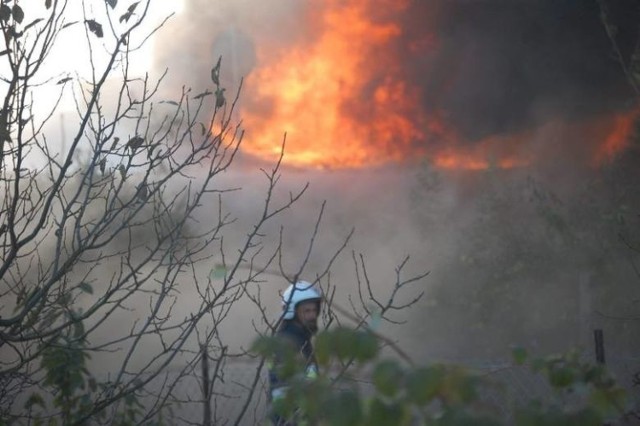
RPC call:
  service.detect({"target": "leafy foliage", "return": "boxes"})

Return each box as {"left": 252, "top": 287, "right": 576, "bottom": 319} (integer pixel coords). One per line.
{"left": 253, "top": 328, "right": 628, "bottom": 425}
{"left": 0, "top": 0, "right": 320, "bottom": 424}
{"left": 19, "top": 314, "right": 159, "bottom": 426}
{"left": 85, "top": 19, "right": 103, "bottom": 38}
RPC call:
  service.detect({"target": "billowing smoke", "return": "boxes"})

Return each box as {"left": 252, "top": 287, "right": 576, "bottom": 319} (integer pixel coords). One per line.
{"left": 411, "top": 0, "right": 636, "bottom": 139}
{"left": 149, "top": 0, "right": 640, "bottom": 364}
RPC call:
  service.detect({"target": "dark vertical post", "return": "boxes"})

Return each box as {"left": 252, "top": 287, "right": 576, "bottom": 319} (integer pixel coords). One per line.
{"left": 579, "top": 273, "right": 592, "bottom": 349}
{"left": 594, "top": 329, "right": 605, "bottom": 364}
{"left": 201, "top": 344, "right": 211, "bottom": 426}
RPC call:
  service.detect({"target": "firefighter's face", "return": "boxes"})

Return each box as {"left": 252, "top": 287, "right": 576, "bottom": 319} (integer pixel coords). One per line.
{"left": 295, "top": 300, "right": 319, "bottom": 333}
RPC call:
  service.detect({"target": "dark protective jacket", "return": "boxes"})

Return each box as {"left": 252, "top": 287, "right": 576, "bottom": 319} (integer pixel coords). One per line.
{"left": 268, "top": 320, "right": 318, "bottom": 424}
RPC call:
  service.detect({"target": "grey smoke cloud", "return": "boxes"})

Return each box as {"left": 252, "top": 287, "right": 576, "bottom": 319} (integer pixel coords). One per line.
{"left": 147, "top": 0, "right": 640, "bottom": 364}
{"left": 414, "top": 0, "right": 637, "bottom": 140}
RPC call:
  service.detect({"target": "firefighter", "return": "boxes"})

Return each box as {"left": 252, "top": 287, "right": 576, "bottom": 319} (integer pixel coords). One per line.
{"left": 268, "top": 280, "right": 322, "bottom": 425}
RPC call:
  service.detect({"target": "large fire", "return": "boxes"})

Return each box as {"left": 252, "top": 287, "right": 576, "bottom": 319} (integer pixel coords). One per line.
{"left": 241, "top": 0, "right": 426, "bottom": 169}
{"left": 238, "top": 0, "right": 637, "bottom": 170}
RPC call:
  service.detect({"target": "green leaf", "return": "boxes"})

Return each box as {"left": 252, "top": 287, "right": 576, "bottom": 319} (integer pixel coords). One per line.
{"left": 373, "top": 359, "right": 403, "bottom": 397}
{"left": 442, "top": 370, "right": 478, "bottom": 404}
{"left": 118, "top": 164, "right": 126, "bottom": 180}
{"left": 110, "top": 136, "right": 120, "bottom": 151}
{"left": 250, "top": 335, "right": 277, "bottom": 357}
{"left": 106, "top": 0, "right": 117, "bottom": 8}
{"left": 128, "top": 2, "right": 140, "bottom": 15}
{"left": 126, "top": 135, "right": 144, "bottom": 150}
{"left": 548, "top": 366, "right": 575, "bottom": 389}
{"left": 322, "top": 390, "right": 363, "bottom": 426}
{"left": 438, "top": 408, "right": 498, "bottom": 426}
{"left": 12, "top": 5, "right": 23, "bottom": 24}
{"left": 565, "top": 407, "right": 604, "bottom": 426}
{"left": 368, "top": 308, "right": 382, "bottom": 330}
{"left": 405, "top": 365, "right": 444, "bottom": 405}
{"left": 209, "top": 264, "right": 226, "bottom": 280}
{"left": 215, "top": 87, "right": 226, "bottom": 108}
{"left": 367, "top": 398, "right": 407, "bottom": 426}
{"left": 512, "top": 346, "right": 527, "bottom": 365}
{"left": 119, "top": 2, "right": 139, "bottom": 23}
{"left": 45, "top": 0, "right": 53, "bottom": 9}
{"left": 0, "top": 127, "right": 11, "bottom": 143}
{"left": 0, "top": 5, "right": 11, "bottom": 23}
{"left": 85, "top": 19, "right": 103, "bottom": 38}
{"left": 353, "top": 331, "right": 378, "bottom": 362}
{"left": 211, "top": 56, "right": 221, "bottom": 85}
{"left": 77, "top": 282, "right": 93, "bottom": 294}
{"left": 6, "top": 25, "right": 20, "bottom": 42}
{"left": 531, "top": 358, "right": 546, "bottom": 372}
{"left": 314, "top": 332, "right": 331, "bottom": 367}
{"left": 271, "top": 393, "right": 296, "bottom": 420}
{"left": 333, "top": 327, "right": 356, "bottom": 360}
{"left": 251, "top": 335, "right": 297, "bottom": 369}
{"left": 73, "top": 320, "right": 85, "bottom": 339}
{"left": 589, "top": 387, "right": 626, "bottom": 417}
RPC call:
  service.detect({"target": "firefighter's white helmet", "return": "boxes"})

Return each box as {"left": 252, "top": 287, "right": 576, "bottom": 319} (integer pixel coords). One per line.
{"left": 281, "top": 281, "right": 322, "bottom": 320}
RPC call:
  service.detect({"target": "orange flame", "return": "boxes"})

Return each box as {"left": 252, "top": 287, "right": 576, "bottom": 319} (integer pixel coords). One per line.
{"left": 241, "top": 0, "right": 427, "bottom": 169}
{"left": 593, "top": 107, "right": 638, "bottom": 164}
{"left": 238, "top": 1, "right": 638, "bottom": 170}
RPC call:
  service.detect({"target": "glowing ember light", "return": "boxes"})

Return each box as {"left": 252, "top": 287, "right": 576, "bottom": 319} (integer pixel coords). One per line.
{"left": 433, "top": 153, "right": 528, "bottom": 171}
{"left": 593, "top": 108, "right": 639, "bottom": 164}
{"left": 432, "top": 130, "right": 532, "bottom": 171}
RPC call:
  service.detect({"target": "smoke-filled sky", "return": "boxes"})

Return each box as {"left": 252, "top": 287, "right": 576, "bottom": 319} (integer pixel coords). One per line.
{"left": 414, "top": 0, "right": 635, "bottom": 137}
{"left": 155, "top": 0, "right": 640, "bottom": 170}
{"left": 148, "top": 0, "right": 640, "bottom": 361}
